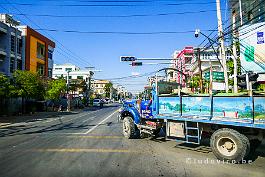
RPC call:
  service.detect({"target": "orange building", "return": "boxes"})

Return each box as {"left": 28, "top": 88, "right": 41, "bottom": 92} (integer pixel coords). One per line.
{"left": 19, "top": 26, "right": 55, "bottom": 77}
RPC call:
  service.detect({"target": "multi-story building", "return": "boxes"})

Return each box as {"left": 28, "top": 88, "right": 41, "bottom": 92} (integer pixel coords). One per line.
{"left": 230, "top": 0, "right": 265, "bottom": 83}
{"left": 230, "top": 0, "right": 265, "bottom": 28}
{"left": 92, "top": 80, "right": 111, "bottom": 97}
{"left": 190, "top": 47, "right": 232, "bottom": 77}
{"left": 18, "top": 26, "right": 55, "bottom": 77}
{"left": 53, "top": 63, "right": 94, "bottom": 96}
{"left": 169, "top": 46, "right": 232, "bottom": 90}
{"left": 0, "top": 14, "right": 24, "bottom": 76}
{"left": 52, "top": 63, "right": 93, "bottom": 81}
{"left": 169, "top": 46, "right": 194, "bottom": 87}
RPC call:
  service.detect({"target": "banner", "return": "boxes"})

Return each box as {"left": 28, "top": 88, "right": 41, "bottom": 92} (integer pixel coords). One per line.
{"left": 239, "top": 22, "right": 265, "bottom": 73}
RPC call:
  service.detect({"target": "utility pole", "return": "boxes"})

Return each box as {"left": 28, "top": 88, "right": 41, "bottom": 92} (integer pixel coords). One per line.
{"left": 239, "top": 0, "right": 243, "bottom": 25}
{"left": 197, "top": 48, "right": 203, "bottom": 93}
{"left": 232, "top": 11, "right": 238, "bottom": 93}
{"left": 66, "top": 70, "right": 71, "bottom": 112}
{"left": 216, "top": 0, "right": 229, "bottom": 93}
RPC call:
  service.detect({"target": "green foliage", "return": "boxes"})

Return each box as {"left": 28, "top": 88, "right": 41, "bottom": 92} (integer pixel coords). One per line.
{"left": 104, "top": 82, "right": 113, "bottom": 98}
{"left": 46, "top": 79, "right": 66, "bottom": 101}
{"left": 0, "top": 73, "right": 12, "bottom": 98}
{"left": 190, "top": 75, "right": 200, "bottom": 89}
{"left": 11, "top": 70, "right": 45, "bottom": 99}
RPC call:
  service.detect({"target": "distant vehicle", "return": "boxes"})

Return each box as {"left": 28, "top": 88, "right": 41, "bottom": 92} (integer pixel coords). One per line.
{"left": 105, "top": 98, "right": 110, "bottom": 104}
{"left": 93, "top": 99, "right": 101, "bottom": 107}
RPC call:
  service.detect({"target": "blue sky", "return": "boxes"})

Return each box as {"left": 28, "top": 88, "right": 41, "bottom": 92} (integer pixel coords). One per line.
{"left": 0, "top": 0, "right": 230, "bottom": 94}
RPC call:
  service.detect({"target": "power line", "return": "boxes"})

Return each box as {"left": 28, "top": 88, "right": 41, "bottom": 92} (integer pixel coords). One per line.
{"left": 2, "top": 1, "right": 223, "bottom": 7}
{"left": 12, "top": 9, "right": 226, "bottom": 18}
{"left": 31, "top": 29, "right": 217, "bottom": 35}
{"left": 0, "top": 2, "right": 95, "bottom": 68}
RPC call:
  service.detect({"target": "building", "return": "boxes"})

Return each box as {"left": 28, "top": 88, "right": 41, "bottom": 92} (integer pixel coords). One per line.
{"left": 168, "top": 46, "right": 194, "bottom": 87}
{"left": 52, "top": 63, "right": 93, "bottom": 81}
{"left": 91, "top": 79, "right": 111, "bottom": 97}
{"left": 230, "top": 0, "right": 265, "bottom": 83}
{"left": 230, "top": 0, "right": 265, "bottom": 28}
{"left": 0, "top": 14, "right": 24, "bottom": 76}
{"left": 53, "top": 63, "right": 94, "bottom": 95}
{"left": 190, "top": 47, "right": 232, "bottom": 77}
{"left": 169, "top": 46, "right": 232, "bottom": 91}
{"left": 18, "top": 26, "right": 55, "bottom": 77}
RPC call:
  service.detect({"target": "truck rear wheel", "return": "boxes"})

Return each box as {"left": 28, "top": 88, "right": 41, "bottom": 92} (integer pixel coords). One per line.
{"left": 123, "top": 117, "right": 135, "bottom": 139}
{"left": 210, "top": 128, "right": 250, "bottom": 163}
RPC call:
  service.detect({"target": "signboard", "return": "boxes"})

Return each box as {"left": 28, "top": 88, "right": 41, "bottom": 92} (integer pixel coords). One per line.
{"left": 204, "top": 71, "right": 224, "bottom": 80}
{"left": 239, "top": 22, "right": 265, "bottom": 73}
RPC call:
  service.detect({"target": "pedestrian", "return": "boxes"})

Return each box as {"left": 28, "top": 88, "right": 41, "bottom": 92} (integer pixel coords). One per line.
{"left": 100, "top": 99, "right": 104, "bottom": 109}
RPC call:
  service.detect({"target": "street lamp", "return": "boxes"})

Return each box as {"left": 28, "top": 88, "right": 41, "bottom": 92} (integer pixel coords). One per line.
{"left": 195, "top": 29, "right": 229, "bottom": 93}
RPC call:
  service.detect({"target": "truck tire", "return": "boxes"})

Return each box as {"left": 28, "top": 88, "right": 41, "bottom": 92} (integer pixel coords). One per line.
{"left": 123, "top": 117, "right": 135, "bottom": 139}
{"left": 210, "top": 128, "right": 250, "bottom": 163}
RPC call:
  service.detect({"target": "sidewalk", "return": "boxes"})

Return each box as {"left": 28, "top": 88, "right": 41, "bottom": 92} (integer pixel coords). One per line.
{"left": 0, "top": 107, "right": 96, "bottom": 125}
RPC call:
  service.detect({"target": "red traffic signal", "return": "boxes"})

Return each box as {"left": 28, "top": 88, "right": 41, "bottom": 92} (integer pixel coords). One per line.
{"left": 132, "top": 62, "right": 142, "bottom": 66}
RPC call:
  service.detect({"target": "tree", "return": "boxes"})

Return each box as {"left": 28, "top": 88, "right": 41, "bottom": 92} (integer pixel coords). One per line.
{"left": 11, "top": 70, "right": 45, "bottom": 99}
{"left": 46, "top": 79, "right": 66, "bottom": 101}
{"left": 0, "top": 73, "right": 11, "bottom": 98}
{"left": 10, "top": 70, "right": 46, "bottom": 113}
{"left": 0, "top": 74, "right": 13, "bottom": 115}
{"left": 190, "top": 75, "right": 200, "bottom": 92}
{"left": 104, "top": 82, "right": 113, "bottom": 98}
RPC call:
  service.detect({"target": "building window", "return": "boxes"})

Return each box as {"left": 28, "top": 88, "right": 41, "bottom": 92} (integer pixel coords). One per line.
{"left": 48, "top": 68, "right": 52, "bottom": 77}
{"left": 17, "top": 59, "right": 22, "bottom": 70}
{"left": 37, "top": 63, "right": 45, "bottom": 75}
{"left": 68, "top": 76, "right": 72, "bottom": 79}
{"left": 11, "top": 35, "right": 15, "bottom": 52}
{"left": 77, "top": 76, "right": 83, "bottom": 79}
{"left": 10, "top": 58, "right": 14, "bottom": 73}
{"left": 48, "top": 49, "right": 53, "bottom": 59}
{"left": 37, "top": 42, "right": 45, "bottom": 59}
{"left": 65, "top": 68, "right": 72, "bottom": 72}
{"left": 17, "top": 38, "right": 22, "bottom": 54}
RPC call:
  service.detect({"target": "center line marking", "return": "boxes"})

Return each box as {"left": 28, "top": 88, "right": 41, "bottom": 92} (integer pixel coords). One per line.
{"left": 84, "top": 109, "right": 119, "bottom": 134}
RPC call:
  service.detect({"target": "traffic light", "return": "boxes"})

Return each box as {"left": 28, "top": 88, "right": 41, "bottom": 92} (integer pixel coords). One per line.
{"left": 120, "top": 56, "right": 136, "bottom": 62}
{"left": 132, "top": 62, "right": 142, "bottom": 66}
{"left": 237, "top": 73, "right": 259, "bottom": 89}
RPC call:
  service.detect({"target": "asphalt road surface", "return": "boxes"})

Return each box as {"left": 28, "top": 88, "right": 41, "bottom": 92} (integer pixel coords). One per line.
{"left": 0, "top": 103, "right": 264, "bottom": 177}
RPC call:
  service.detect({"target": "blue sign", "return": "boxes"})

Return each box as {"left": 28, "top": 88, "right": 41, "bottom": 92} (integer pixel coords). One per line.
{"left": 257, "top": 32, "right": 264, "bottom": 44}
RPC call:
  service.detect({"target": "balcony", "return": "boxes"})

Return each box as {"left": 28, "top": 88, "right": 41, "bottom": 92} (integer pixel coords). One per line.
{"left": 0, "top": 26, "right": 7, "bottom": 34}
{"left": 0, "top": 45, "right": 7, "bottom": 56}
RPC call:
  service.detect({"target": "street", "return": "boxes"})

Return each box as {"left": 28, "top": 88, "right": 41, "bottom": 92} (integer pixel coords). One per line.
{"left": 0, "top": 104, "right": 264, "bottom": 177}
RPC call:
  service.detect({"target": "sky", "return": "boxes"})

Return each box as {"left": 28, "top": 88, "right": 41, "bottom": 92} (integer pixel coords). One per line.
{"left": 0, "top": 0, "right": 231, "bottom": 94}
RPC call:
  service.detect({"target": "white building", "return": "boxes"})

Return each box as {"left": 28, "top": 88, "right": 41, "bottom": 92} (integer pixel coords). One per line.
{"left": 52, "top": 63, "right": 92, "bottom": 81}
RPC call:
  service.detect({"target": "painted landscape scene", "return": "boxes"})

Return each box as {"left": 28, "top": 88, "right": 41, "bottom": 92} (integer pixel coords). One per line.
{"left": 182, "top": 97, "right": 211, "bottom": 117}
{"left": 213, "top": 97, "right": 253, "bottom": 119}
{"left": 159, "top": 97, "right": 180, "bottom": 114}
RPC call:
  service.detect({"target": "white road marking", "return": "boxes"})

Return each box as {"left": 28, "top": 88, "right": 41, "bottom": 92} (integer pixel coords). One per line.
{"left": 84, "top": 109, "right": 119, "bottom": 134}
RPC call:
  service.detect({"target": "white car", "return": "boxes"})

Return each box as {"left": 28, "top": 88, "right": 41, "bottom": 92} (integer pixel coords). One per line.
{"left": 93, "top": 99, "right": 101, "bottom": 106}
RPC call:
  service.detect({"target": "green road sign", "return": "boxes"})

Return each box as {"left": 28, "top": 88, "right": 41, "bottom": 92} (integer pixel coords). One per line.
{"left": 204, "top": 71, "right": 224, "bottom": 80}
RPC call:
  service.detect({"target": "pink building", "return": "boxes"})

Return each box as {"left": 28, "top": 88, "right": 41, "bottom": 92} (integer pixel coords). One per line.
{"left": 170, "top": 46, "right": 194, "bottom": 87}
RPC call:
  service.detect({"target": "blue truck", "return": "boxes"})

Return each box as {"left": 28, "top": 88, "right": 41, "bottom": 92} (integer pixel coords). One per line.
{"left": 119, "top": 69, "right": 265, "bottom": 163}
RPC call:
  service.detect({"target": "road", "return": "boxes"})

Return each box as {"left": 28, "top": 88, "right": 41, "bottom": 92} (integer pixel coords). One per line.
{"left": 0, "top": 103, "right": 264, "bottom": 177}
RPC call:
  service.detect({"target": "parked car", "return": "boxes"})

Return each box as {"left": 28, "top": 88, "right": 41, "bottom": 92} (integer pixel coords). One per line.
{"left": 93, "top": 99, "right": 101, "bottom": 106}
